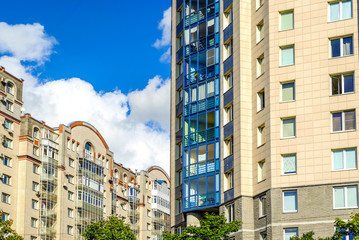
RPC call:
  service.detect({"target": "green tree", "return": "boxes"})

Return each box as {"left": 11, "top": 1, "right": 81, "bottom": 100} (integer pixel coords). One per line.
{"left": 82, "top": 216, "right": 136, "bottom": 240}
{"left": 163, "top": 212, "right": 242, "bottom": 240}
{"left": 0, "top": 212, "right": 23, "bottom": 240}
{"left": 291, "top": 212, "right": 359, "bottom": 240}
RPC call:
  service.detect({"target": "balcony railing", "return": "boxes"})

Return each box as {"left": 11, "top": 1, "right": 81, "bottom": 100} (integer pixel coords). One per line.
{"left": 184, "top": 64, "right": 218, "bottom": 87}
{"left": 223, "top": 121, "right": 233, "bottom": 139}
{"left": 184, "top": 159, "right": 219, "bottom": 177}
{"left": 184, "top": 127, "right": 218, "bottom": 147}
{"left": 184, "top": 192, "right": 219, "bottom": 210}
{"left": 223, "top": 154, "right": 234, "bottom": 173}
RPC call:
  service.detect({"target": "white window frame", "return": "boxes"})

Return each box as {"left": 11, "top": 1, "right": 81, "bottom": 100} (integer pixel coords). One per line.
{"left": 3, "top": 156, "right": 12, "bottom": 167}
{"left": 333, "top": 186, "right": 358, "bottom": 209}
{"left": 1, "top": 193, "right": 10, "bottom": 204}
{"left": 283, "top": 190, "right": 298, "bottom": 213}
{"left": 282, "top": 154, "right": 297, "bottom": 175}
{"left": 256, "top": 20, "right": 264, "bottom": 44}
{"left": 279, "top": 10, "right": 294, "bottom": 31}
{"left": 330, "top": 35, "right": 354, "bottom": 58}
{"left": 328, "top": 0, "right": 353, "bottom": 22}
{"left": 31, "top": 218, "right": 38, "bottom": 228}
{"left": 68, "top": 208, "right": 73, "bottom": 218}
{"left": 257, "top": 124, "right": 265, "bottom": 147}
{"left": 32, "top": 199, "right": 39, "bottom": 210}
{"left": 67, "top": 225, "right": 73, "bottom": 235}
{"left": 32, "top": 182, "right": 39, "bottom": 192}
{"left": 280, "top": 45, "right": 295, "bottom": 66}
{"left": 257, "top": 89, "right": 265, "bottom": 112}
{"left": 224, "top": 71, "right": 233, "bottom": 93}
{"left": 332, "top": 148, "right": 357, "bottom": 171}
{"left": 330, "top": 72, "right": 355, "bottom": 95}
{"left": 281, "top": 117, "right": 296, "bottom": 139}
{"left": 258, "top": 160, "right": 266, "bottom": 182}
{"left": 226, "top": 203, "right": 235, "bottom": 222}
{"left": 259, "top": 196, "right": 267, "bottom": 217}
{"left": 331, "top": 110, "right": 356, "bottom": 132}
{"left": 2, "top": 174, "right": 11, "bottom": 185}
{"left": 280, "top": 81, "right": 296, "bottom": 102}
{"left": 257, "top": 55, "right": 264, "bottom": 77}
{"left": 283, "top": 228, "right": 298, "bottom": 240}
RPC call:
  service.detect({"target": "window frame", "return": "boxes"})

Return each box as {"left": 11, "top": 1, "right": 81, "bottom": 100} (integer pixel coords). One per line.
{"left": 257, "top": 54, "right": 264, "bottom": 78}
{"left": 281, "top": 117, "right": 296, "bottom": 139}
{"left": 259, "top": 195, "right": 267, "bottom": 217}
{"left": 3, "top": 156, "right": 12, "bottom": 167}
{"left": 328, "top": 0, "right": 353, "bottom": 22}
{"left": 330, "top": 72, "right": 355, "bottom": 95}
{"left": 257, "top": 89, "right": 265, "bottom": 112}
{"left": 1, "top": 192, "right": 10, "bottom": 204}
{"left": 283, "top": 190, "right": 298, "bottom": 213}
{"left": 256, "top": 20, "right": 264, "bottom": 44}
{"left": 280, "top": 45, "right": 295, "bottom": 66}
{"left": 283, "top": 228, "right": 299, "bottom": 240}
{"left": 331, "top": 110, "right": 356, "bottom": 133}
{"left": 279, "top": 10, "right": 294, "bottom": 31}
{"left": 282, "top": 154, "right": 297, "bottom": 175}
{"left": 332, "top": 148, "right": 357, "bottom": 171}
{"left": 258, "top": 160, "right": 266, "bottom": 182}
{"left": 257, "top": 124, "right": 265, "bottom": 147}
{"left": 333, "top": 185, "right": 358, "bottom": 209}
{"left": 226, "top": 203, "right": 235, "bottom": 222}
{"left": 281, "top": 81, "right": 296, "bottom": 102}
{"left": 330, "top": 35, "right": 354, "bottom": 58}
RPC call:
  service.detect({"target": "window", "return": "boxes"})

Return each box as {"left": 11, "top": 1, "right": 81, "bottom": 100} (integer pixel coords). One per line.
{"left": 3, "top": 119, "right": 13, "bottom": 130}
{"left": 329, "top": 0, "right": 352, "bottom": 22}
{"left": 32, "top": 182, "right": 39, "bottom": 192}
{"left": 257, "top": 55, "right": 264, "bottom": 77}
{"left": 259, "top": 196, "right": 267, "bottom": 217}
{"left": 67, "top": 175, "right": 74, "bottom": 184}
{"left": 280, "top": 45, "right": 295, "bottom": 66}
{"left": 32, "top": 199, "right": 38, "bottom": 210}
{"left": 224, "top": 72, "right": 233, "bottom": 92}
{"left": 3, "top": 156, "right": 12, "bottom": 167}
{"left": 30, "top": 237, "right": 37, "bottom": 240}
{"left": 281, "top": 81, "right": 295, "bottom": 102}
{"left": 280, "top": 10, "right": 294, "bottom": 31}
{"left": 6, "top": 82, "right": 14, "bottom": 95}
{"left": 33, "top": 146, "right": 39, "bottom": 156}
{"left": 256, "top": 20, "right": 264, "bottom": 43}
{"left": 257, "top": 89, "right": 265, "bottom": 112}
{"left": 147, "top": 223, "right": 151, "bottom": 231}
{"left": 147, "top": 196, "right": 151, "bottom": 204}
{"left": 67, "top": 225, "right": 73, "bottom": 235}
{"left": 224, "top": 39, "right": 233, "bottom": 60}
{"left": 260, "top": 232, "right": 267, "bottom": 240}
{"left": 175, "top": 170, "right": 182, "bottom": 187}
{"left": 1, "top": 193, "right": 10, "bottom": 204}
{"left": 33, "top": 128, "right": 39, "bottom": 139}
{"left": 331, "top": 73, "right": 354, "bottom": 95}
{"left": 224, "top": 105, "right": 233, "bottom": 125}
{"left": 257, "top": 125, "right": 265, "bottom": 147}
{"left": 333, "top": 148, "right": 357, "bottom": 171}
{"left": 1, "top": 212, "right": 9, "bottom": 221}
{"left": 175, "top": 199, "right": 182, "bottom": 214}
{"left": 224, "top": 170, "right": 234, "bottom": 191}
{"left": 333, "top": 186, "right": 358, "bottom": 209}
{"left": 256, "top": 0, "right": 263, "bottom": 10}
{"left": 207, "top": 48, "right": 215, "bottom": 66}
{"left": 282, "top": 154, "right": 297, "bottom": 175}
{"left": 224, "top": 8, "right": 233, "bottom": 29}
{"left": 224, "top": 137, "right": 233, "bottom": 157}
{"left": 147, "top": 209, "right": 151, "bottom": 217}
{"left": 226, "top": 204, "right": 235, "bottom": 222}
{"left": 5, "top": 101, "right": 13, "bottom": 111}
{"left": 69, "top": 158, "right": 74, "bottom": 168}
{"left": 68, "top": 208, "right": 73, "bottom": 218}
{"left": 283, "top": 190, "right": 298, "bottom": 212}
{"left": 330, "top": 36, "right": 353, "bottom": 58}
{"left": 282, "top": 118, "right": 296, "bottom": 138}
{"left": 31, "top": 218, "right": 38, "bottom": 228}
{"left": 332, "top": 110, "right": 356, "bottom": 132}
{"left": 68, "top": 191, "right": 74, "bottom": 201}
{"left": 284, "top": 228, "right": 298, "bottom": 240}
{"left": 33, "top": 164, "right": 39, "bottom": 174}
{"left": 2, "top": 174, "right": 11, "bottom": 185}
{"left": 3, "top": 137, "right": 12, "bottom": 148}
{"left": 258, "top": 160, "right": 266, "bottom": 182}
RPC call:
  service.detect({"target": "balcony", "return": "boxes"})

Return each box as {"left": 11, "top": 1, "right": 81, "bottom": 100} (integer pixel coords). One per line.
{"left": 176, "top": 128, "right": 182, "bottom": 144}
{"left": 183, "top": 96, "right": 218, "bottom": 117}
{"left": 183, "top": 192, "right": 220, "bottom": 210}
{"left": 184, "top": 127, "right": 218, "bottom": 147}
{"left": 176, "top": 46, "right": 183, "bottom": 63}
{"left": 184, "top": 159, "right": 219, "bottom": 177}
{"left": 176, "top": 73, "right": 183, "bottom": 90}
{"left": 223, "top": 23, "right": 233, "bottom": 43}
{"left": 223, "top": 55, "right": 233, "bottom": 74}
{"left": 176, "top": 101, "right": 183, "bottom": 116}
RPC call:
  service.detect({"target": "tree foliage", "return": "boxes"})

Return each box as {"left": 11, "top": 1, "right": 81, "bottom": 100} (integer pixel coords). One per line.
{"left": 163, "top": 212, "right": 242, "bottom": 240}
{"left": 82, "top": 216, "right": 136, "bottom": 240}
{"left": 291, "top": 213, "right": 359, "bottom": 240}
{"left": 0, "top": 212, "right": 23, "bottom": 240}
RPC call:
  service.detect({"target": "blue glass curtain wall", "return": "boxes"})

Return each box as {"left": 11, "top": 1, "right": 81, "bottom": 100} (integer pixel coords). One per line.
{"left": 181, "top": 0, "right": 221, "bottom": 212}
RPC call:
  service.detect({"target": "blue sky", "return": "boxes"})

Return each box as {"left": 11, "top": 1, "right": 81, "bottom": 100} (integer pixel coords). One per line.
{"left": 2, "top": 0, "right": 171, "bottom": 93}
{"left": 0, "top": 0, "right": 172, "bottom": 172}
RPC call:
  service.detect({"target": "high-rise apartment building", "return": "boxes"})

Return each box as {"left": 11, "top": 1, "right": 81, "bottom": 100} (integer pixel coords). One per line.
{"left": 0, "top": 67, "right": 170, "bottom": 240}
{"left": 171, "top": 0, "right": 359, "bottom": 239}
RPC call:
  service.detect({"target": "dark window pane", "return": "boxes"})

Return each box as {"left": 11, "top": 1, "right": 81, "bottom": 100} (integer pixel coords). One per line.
{"left": 331, "top": 39, "right": 341, "bottom": 57}
{"left": 332, "top": 112, "right": 342, "bottom": 131}
{"left": 208, "top": 175, "right": 215, "bottom": 192}
{"left": 199, "top": 22, "right": 206, "bottom": 39}
{"left": 198, "top": 52, "right": 206, "bottom": 69}
{"left": 331, "top": 75, "right": 341, "bottom": 95}
{"left": 199, "top": 0, "right": 206, "bottom": 9}
{"left": 345, "top": 111, "right": 356, "bottom": 130}
{"left": 191, "top": 0, "right": 197, "bottom": 11}
{"left": 207, "top": 0, "right": 214, "bottom": 5}
{"left": 207, "top": 19, "right": 214, "bottom": 35}
{"left": 344, "top": 74, "right": 354, "bottom": 93}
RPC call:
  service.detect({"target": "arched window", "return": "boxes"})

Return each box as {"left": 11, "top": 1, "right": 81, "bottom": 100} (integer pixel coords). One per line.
{"left": 123, "top": 174, "right": 128, "bottom": 183}
{"left": 6, "top": 82, "right": 14, "bottom": 95}
{"left": 114, "top": 170, "right": 119, "bottom": 179}
{"left": 84, "top": 142, "right": 93, "bottom": 159}
{"left": 33, "top": 128, "right": 39, "bottom": 139}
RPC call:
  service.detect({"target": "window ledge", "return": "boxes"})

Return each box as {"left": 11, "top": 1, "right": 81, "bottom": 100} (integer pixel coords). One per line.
{"left": 282, "top": 173, "right": 297, "bottom": 176}
{"left": 223, "top": 121, "right": 233, "bottom": 127}
{"left": 280, "top": 100, "right": 296, "bottom": 103}
{"left": 333, "top": 206, "right": 358, "bottom": 210}
{"left": 330, "top": 92, "right": 355, "bottom": 97}
{"left": 259, "top": 215, "right": 267, "bottom": 219}
{"left": 283, "top": 210, "right": 298, "bottom": 214}
{"left": 279, "top": 28, "right": 294, "bottom": 32}
{"left": 331, "top": 129, "right": 356, "bottom": 134}
{"left": 257, "top": 179, "right": 266, "bottom": 183}
{"left": 257, "top": 143, "right": 265, "bottom": 148}
{"left": 280, "top": 136, "right": 296, "bottom": 140}
{"left": 329, "top": 54, "right": 354, "bottom": 60}
{"left": 279, "top": 63, "right": 295, "bottom": 68}
{"left": 332, "top": 168, "right": 357, "bottom": 172}
{"left": 328, "top": 17, "right": 353, "bottom": 23}
{"left": 257, "top": 108, "right": 265, "bottom": 113}
{"left": 223, "top": 87, "right": 233, "bottom": 94}
{"left": 256, "top": 73, "right": 265, "bottom": 79}
{"left": 224, "top": 188, "right": 234, "bottom": 193}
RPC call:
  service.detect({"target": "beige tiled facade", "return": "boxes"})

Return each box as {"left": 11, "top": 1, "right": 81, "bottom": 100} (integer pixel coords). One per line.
{"left": 0, "top": 67, "right": 170, "bottom": 239}
{"left": 171, "top": 0, "right": 359, "bottom": 239}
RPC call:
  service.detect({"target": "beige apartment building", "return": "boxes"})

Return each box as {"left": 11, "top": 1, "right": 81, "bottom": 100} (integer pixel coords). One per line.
{"left": 171, "top": 0, "right": 359, "bottom": 239}
{"left": 0, "top": 66, "right": 170, "bottom": 240}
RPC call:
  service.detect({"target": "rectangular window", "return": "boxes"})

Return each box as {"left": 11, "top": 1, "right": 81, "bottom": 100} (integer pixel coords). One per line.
{"left": 256, "top": 0, "right": 264, "bottom": 10}
{"left": 224, "top": 137, "right": 233, "bottom": 157}
{"left": 283, "top": 190, "right": 297, "bottom": 212}
{"left": 147, "top": 223, "right": 151, "bottom": 230}
{"left": 31, "top": 237, "right": 37, "bottom": 240}
{"left": 257, "top": 55, "right": 264, "bottom": 77}
{"left": 329, "top": 0, "right": 352, "bottom": 22}
{"left": 331, "top": 73, "right": 354, "bottom": 95}
{"left": 147, "top": 196, "right": 151, "bottom": 204}
{"left": 224, "top": 170, "right": 234, "bottom": 191}
{"left": 3, "top": 119, "right": 13, "bottom": 130}
{"left": 282, "top": 118, "right": 296, "bottom": 138}
{"left": 224, "top": 72, "right": 233, "bottom": 92}
{"left": 282, "top": 154, "right": 297, "bottom": 175}
{"left": 284, "top": 228, "right": 298, "bottom": 240}
{"left": 33, "top": 146, "right": 39, "bottom": 156}
{"left": 207, "top": 48, "right": 215, "bottom": 66}
{"left": 260, "top": 232, "right": 267, "bottom": 240}
{"left": 3, "top": 156, "right": 12, "bottom": 167}
{"left": 69, "top": 158, "right": 74, "bottom": 168}
{"left": 257, "top": 89, "right": 265, "bottom": 112}
{"left": 1, "top": 212, "right": 9, "bottom": 221}
{"left": 1, "top": 193, "right": 10, "bottom": 204}
{"left": 224, "top": 39, "right": 233, "bottom": 60}
{"left": 68, "top": 208, "right": 73, "bottom": 218}
{"left": 68, "top": 191, "right": 74, "bottom": 201}
{"left": 32, "top": 199, "right": 38, "bottom": 210}
{"left": 258, "top": 160, "right": 266, "bottom": 182}
{"left": 175, "top": 170, "right": 183, "bottom": 187}
{"left": 33, "top": 164, "right": 39, "bottom": 174}
{"left": 256, "top": 20, "right": 264, "bottom": 43}
{"left": 226, "top": 204, "right": 235, "bottom": 222}
{"left": 3, "top": 137, "right": 12, "bottom": 148}
{"left": 333, "top": 148, "right": 357, "bottom": 171}
{"left": 67, "top": 225, "right": 73, "bottom": 235}
{"left": 333, "top": 186, "right": 358, "bottom": 209}
{"left": 224, "top": 105, "right": 233, "bottom": 125}
{"left": 331, "top": 36, "right": 353, "bottom": 58}
{"left": 175, "top": 198, "right": 182, "bottom": 214}
{"left": 280, "top": 10, "right": 294, "bottom": 31}
{"left": 6, "top": 101, "right": 13, "bottom": 112}
{"left": 32, "top": 182, "right": 39, "bottom": 192}
{"left": 281, "top": 81, "right": 295, "bottom": 102}
{"left": 280, "top": 45, "right": 295, "bottom": 66}
{"left": 259, "top": 196, "right": 267, "bottom": 217}
{"left": 31, "top": 218, "right": 38, "bottom": 228}
{"left": 223, "top": 8, "right": 233, "bottom": 29}
{"left": 332, "top": 110, "right": 356, "bottom": 132}
{"left": 67, "top": 175, "right": 74, "bottom": 184}
{"left": 257, "top": 124, "right": 265, "bottom": 147}
{"left": 2, "top": 174, "right": 11, "bottom": 185}
{"left": 147, "top": 209, "right": 151, "bottom": 217}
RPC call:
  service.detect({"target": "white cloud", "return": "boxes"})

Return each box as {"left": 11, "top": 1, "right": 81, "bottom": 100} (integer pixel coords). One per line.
{"left": 0, "top": 22, "right": 170, "bottom": 173}
{"left": 159, "top": 47, "right": 171, "bottom": 63}
{"left": 153, "top": 7, "right": 171, "bottom": 49}
{"left": 0, "top": 22, "right": 57, "bottom": 63}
